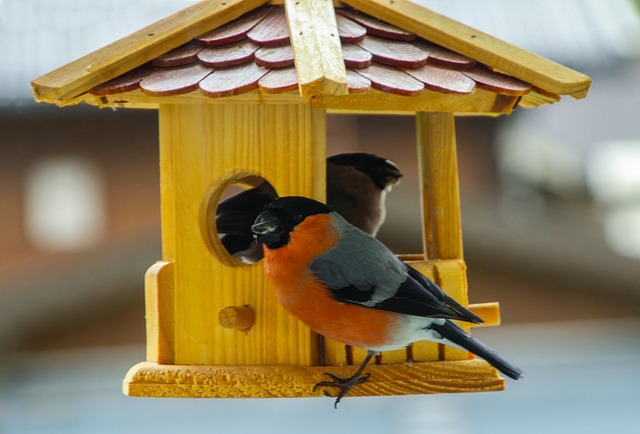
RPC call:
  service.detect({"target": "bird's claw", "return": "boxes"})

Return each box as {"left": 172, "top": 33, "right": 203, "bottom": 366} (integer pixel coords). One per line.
{"left": 313, "top": 371, "right": 371, "bottom": 408}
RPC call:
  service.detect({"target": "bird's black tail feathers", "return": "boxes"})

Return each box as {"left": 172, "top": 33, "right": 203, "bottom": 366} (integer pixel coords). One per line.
{"left": 444, "top": 296, "right": 485, "bottom": 325}
{"left": 430, "top": 321, "right": 523, "bottom": 380}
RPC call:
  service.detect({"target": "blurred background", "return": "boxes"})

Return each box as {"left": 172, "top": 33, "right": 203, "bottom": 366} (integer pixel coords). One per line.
{"left": 1, "top": 0, "right": 639, "bottom": 433}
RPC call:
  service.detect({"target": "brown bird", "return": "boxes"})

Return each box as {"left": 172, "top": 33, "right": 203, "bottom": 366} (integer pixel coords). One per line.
{"left": 215, "top": 153, "right": 402, "bottom": 262}
{"left": 326, "top": 152, "right": 402, "bottom": 237}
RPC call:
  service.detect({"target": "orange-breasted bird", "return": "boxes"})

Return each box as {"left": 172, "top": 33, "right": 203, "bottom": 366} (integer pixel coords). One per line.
{"left": 252, "top": 196, "right": 523, "bottom": 407}
{"left": 216, "top": 153, "right": 402, "bottom": 262}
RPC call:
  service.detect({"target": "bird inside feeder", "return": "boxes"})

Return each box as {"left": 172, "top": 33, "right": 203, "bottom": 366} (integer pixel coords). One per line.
{"left": 214, "top": 152, "right": 403, "bottom": 264}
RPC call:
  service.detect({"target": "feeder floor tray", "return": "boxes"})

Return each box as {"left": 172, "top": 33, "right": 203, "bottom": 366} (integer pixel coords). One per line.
{"left": 124, "top": 359, "right": 504, "bottom": 398}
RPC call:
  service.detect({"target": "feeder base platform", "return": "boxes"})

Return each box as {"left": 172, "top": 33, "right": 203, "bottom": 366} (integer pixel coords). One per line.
{"left": 123, "top": 359, "right": 505, "bottom": 398}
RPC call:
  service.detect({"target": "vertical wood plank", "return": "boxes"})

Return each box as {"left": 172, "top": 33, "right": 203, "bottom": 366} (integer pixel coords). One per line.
{"left": 323, "top": 338, "right": 348, "bottom": 366}
{"left": 161, "top": 103, "right": 325, "bottom": 365}
{"left": 379, "top": 348, "right": 409, "bottom": 364}
{"left": 144, "top": 260, "right": 175, "bottom": 364}
{"left": 416, "top": 111, "right": 463, "bottom": 260}
{"left": 159, "top": 106, "right": 177, "bottom": 259}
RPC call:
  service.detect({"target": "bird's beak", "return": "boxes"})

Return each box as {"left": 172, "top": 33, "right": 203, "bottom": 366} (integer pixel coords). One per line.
{"left": 382, "top": 160, "right": 403, "bottom": 191}
{"left": 251, "top": 209, "right": 282, "bottom": 236}
{"left": 386, "top": 162, "right": 403, "bottom": 182}
{"left": 385, "top": 173, "right": 402, "bottom": 192}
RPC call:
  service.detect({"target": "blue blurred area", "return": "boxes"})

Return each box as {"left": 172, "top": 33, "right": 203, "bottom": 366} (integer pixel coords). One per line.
{"left": 2, "top": 319, "right": 639, "bottom": 434}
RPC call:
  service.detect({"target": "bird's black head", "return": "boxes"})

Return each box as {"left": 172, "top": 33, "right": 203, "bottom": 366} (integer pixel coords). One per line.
{"left": 327, "top": 153, "right": 403, "bottom": 190}
{"left": 251, "top": 196, "right": 332, "bottom": 249}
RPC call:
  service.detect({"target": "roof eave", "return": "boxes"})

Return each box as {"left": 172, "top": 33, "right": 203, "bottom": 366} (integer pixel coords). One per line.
{"left": 341, "top": 0, "right": 592, "bottom": 100}
{"left": 74, "top": 86, "right": 521, "bottom": 116}
{"left": 31, "top": 0, "right": 271, "bottom": 104}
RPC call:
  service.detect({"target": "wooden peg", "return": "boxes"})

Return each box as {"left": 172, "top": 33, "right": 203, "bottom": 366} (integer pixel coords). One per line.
{"left": 218, "top": 305, "right": 255, "bottom": 331}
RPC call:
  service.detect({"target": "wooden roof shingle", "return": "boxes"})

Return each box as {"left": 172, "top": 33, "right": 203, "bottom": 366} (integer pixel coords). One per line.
{"left": 87, "top": 6, "right": 539, "bottom": 110}
{"left": 31, "top": 0, "right": 591, "bottom": 113}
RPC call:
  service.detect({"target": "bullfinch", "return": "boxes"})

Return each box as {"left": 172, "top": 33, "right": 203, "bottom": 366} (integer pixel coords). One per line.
{"left": 216, "top": 153, "right": 402, "bottom": 262}
{"left": 326, "top": 153, "right": 402, "bottom": 237}
{"left": 251, "top": 196, "right": 523, "bottom": 407}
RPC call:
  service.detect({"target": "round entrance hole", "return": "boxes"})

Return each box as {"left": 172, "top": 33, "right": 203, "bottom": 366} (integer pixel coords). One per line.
{"left": 203, "top": 173, "right": 278, "bottom": 267}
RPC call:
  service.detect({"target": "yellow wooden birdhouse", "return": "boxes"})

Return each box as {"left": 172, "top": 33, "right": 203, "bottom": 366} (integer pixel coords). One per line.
{"left": 32, "top": 0, "right": 590, "bottom": 399}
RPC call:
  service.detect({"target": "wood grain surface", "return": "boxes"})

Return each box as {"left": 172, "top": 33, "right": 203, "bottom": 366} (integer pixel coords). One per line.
{"left": 124, "top": 359, "right": 505, "bottom": 398}
{"left": 405, "top": 64, "right": 476, "bottom": 94}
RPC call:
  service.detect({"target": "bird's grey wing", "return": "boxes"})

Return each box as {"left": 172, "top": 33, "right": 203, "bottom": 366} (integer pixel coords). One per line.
{"left": 309, "top": 213, "right": 484, "bottom": 323}
{"left": 308, "top": 214, "right": 407, "bottom": 306}
{"left": 371, "top": 266, "right": 484, "bottom": 323}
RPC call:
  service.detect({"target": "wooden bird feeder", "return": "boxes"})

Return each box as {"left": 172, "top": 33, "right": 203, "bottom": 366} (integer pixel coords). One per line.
{"left": 32, "top": 0, "right": 591, "bottom": 399}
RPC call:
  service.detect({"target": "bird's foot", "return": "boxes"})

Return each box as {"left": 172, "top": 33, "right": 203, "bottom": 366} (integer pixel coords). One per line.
{"left": 313, "top": 371, "right": 371, "bottom": 408}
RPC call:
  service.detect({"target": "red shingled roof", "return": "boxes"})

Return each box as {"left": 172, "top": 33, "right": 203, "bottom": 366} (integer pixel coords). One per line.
{"left": 90, "top": 6, "right": 532, "bottom": 100}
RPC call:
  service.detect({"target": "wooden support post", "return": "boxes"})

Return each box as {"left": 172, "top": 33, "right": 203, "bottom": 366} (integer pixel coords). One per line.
{"left": 416, "top": 111, "right": 463, "bottom": 260}
{"left": 414, "top": 112, "right": 468, "bottom": 363}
